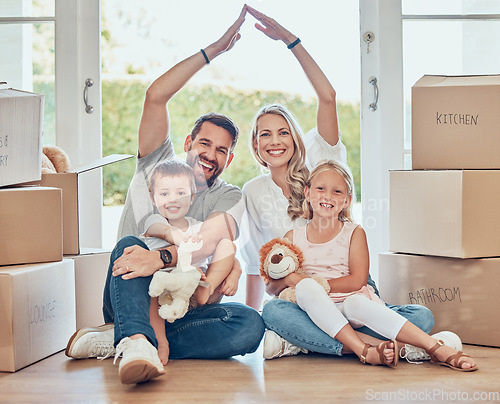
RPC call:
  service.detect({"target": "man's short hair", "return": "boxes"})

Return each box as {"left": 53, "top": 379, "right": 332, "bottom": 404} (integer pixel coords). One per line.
{"left": 190, "top": 112, "right": 239, "bottom": 153}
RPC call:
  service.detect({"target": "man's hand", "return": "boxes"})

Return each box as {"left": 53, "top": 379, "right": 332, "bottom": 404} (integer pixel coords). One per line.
{"left": 112, "top": 245, "right": 163, "bottom": 279}
{"left": 205, "top": 5, "right": 247, "bottom": 59}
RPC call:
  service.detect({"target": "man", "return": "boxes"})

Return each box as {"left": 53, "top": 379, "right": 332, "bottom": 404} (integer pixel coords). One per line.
{"left": 66, "top": 7, "right": 265, "bottom": 385}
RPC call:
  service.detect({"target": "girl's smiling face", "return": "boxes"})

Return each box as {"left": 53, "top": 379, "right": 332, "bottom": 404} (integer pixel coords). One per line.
{"left": 305, "top": 168, "right": 351, "bottom": 220}
{"left": 255, "top": 113, "right": 295, "bottom": 169}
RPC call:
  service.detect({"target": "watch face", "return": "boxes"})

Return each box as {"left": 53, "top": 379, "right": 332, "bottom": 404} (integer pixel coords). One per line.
{"left": 160, "top": 249, "right": 171, "bottom": 265}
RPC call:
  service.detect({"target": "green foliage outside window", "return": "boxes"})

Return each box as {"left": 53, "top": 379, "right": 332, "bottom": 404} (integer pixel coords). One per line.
{"left": 37, "top": 78, "right": 361, "bottom": 205}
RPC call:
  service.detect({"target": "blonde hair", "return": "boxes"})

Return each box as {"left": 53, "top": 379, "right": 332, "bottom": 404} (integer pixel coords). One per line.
{"left": 298, "top": 160, "right": 356, "bottom": 222}
{"left": 249, "top": 104, "right": 309, "bottom": 220}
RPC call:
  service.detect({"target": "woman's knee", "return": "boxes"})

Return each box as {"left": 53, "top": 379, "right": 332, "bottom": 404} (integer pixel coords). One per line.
{"left": 261, "top": 298, "right": 301, "bottom": 328}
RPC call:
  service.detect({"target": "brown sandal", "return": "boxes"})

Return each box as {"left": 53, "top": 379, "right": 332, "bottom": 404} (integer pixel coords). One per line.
{"left": 359, "top": 341, "right": 398, "bottom": 368}
{"left": 427, "top": 340, "right": 478, "bottom": 372}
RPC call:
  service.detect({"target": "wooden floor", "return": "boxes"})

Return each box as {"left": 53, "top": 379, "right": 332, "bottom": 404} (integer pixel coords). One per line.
{"left": 1, "top": 343, "right": 499, "bottom": 403}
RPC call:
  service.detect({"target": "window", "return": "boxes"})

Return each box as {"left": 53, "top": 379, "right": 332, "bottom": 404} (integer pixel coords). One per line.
{"left": 0, "top": 0, "right": 56, "bottom": 144}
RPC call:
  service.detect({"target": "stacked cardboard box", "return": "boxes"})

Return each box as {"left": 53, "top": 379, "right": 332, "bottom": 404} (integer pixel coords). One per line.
{"left": 0, "top": 88, "right": 130, "bottom": 371}
{"left": 379, "top": 75, "right": 500, "bottom": 347}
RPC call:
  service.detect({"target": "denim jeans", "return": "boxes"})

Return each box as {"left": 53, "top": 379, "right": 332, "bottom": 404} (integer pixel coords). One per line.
{"left": 261, "top": 286, "right": 435, "bottom": 357}
{"left": 103, "top": 236, "right": 265, "bottom": 359}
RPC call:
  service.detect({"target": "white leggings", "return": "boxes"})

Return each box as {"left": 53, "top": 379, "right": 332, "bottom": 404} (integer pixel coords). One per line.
{"left": 295, "top": 277, "right": 407, "bottom": 341}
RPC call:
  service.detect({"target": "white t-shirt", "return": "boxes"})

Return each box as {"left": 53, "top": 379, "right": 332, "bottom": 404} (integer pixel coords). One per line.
{"left": 240, "top": 128, "right": 347, "bottom": 275}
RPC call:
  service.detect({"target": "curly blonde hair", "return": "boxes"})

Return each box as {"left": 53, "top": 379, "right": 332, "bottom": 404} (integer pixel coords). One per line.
{"left": 249, "top": 104, "right": 309, "bottom": 221}
{"left": 298, "top": 160, "right": 356, "bottom": 222}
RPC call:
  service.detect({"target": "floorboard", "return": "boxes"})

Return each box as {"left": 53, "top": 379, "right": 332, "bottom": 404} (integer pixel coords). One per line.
{"left": 1, "top": 344, "right": 499, "bottom": 403}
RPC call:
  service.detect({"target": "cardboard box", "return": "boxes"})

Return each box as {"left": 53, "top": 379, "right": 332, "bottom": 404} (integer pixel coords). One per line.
{"left": 29, "top": 154, "right": 132, "bottom": 255}
{"left": 0, "top": 259, "right": 76, "bottom": 372}
{"left": 0, "top": 186, "right": 62, "bottom": 266}
{"left": 412, "top": 75, "right": 500, "bottom": 169}
{"left": 379, "top": 252, "right": 500, "bottom": 347}
{"left": 389, "top": 170, "right": 500, "bottom": 258}
{"left": 0, "top": 89, "right": 44, "bottom": 187}
{"left": 69, "top": 249, "right": 111, "bottom": 329}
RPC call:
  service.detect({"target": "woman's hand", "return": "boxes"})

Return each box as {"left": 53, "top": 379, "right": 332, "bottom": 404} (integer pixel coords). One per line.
{"left": 246, "top": 5, "right": 296, "bottom": 45}
{"left": 112, "top": 245, "right": 163, "bottom": 279}
{"left": 205, "top": 5, "right": 247, "bottom": 59}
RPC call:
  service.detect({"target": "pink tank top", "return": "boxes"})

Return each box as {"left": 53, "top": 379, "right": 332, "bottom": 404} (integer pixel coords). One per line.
{"left": 293, "top": 221, "right": 384, "bottom": 304}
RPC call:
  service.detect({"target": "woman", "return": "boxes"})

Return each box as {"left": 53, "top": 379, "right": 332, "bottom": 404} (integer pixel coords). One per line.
{"left": 240, "top": 5, "right": 435, "bottom": 360}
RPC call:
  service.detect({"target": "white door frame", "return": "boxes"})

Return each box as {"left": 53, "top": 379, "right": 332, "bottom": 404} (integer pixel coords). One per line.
{"left": 359, "top": 0, "right": 404, "bottom": 283}
{"left": 55, "top": 0, "right": 102, "bottom": 249}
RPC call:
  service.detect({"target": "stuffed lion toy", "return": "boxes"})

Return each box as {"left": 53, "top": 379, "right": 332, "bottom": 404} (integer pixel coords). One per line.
{"left": 259, "top": 237, "right": 330, "bottom": 303}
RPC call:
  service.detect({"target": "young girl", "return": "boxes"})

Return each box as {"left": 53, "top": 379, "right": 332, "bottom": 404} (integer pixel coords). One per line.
{"left": 280, "top": 160, "right": 477, "bottom": 371}
{"left": 142, "top": 160, "right": 240, "bottom": 365}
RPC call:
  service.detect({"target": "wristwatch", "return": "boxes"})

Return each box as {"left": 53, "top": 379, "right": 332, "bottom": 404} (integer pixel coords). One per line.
{"left": 159, "top": 249, "right": 172, "bottom": 268}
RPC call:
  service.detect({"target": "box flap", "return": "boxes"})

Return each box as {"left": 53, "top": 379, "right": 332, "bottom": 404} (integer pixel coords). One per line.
{"left": 413, "top": 74, "right": 500, "bottom": 88}
{"left": 71, "top": 154, "right": 133, "bottom": 174}
{"left": 0, "top": 88, "right": 42, "bottom": 98}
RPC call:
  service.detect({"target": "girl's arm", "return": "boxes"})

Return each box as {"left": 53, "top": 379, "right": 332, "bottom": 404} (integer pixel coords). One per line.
{"left": 328, "top": 226, "right": 370, "bottom": 293}
{"left": 246, "top": 5, "right": 339, "bottom": 146}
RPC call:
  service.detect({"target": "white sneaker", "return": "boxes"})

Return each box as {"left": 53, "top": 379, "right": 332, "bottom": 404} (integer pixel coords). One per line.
{"left": 65, "top": 323, "right": 116, "bottom": 359}
{"left": 114, "top": 337, "right": 165, "bottom": 384}
{"left": 263, "top": 330, "right": 308, "bottom": 360}
{"left": 400, "top": 331, "right": 463, "bottom": 364}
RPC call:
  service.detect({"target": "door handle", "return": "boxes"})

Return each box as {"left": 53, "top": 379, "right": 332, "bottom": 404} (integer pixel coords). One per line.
{"left": 83, "top": 78, "right": 94, "bottom": 114}
{"left": 369, "top": 76, "right": 378, "bottom": 111}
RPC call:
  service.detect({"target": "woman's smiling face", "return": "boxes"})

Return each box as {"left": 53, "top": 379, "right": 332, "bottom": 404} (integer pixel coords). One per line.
{"left": 255, "top": 113, "right": 295, "bottom": 169}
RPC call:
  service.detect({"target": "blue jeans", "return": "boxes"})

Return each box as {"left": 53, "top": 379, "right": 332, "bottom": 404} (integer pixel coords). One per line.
{"left": 261, "top": 277, "right": 434, "bottom": 356}
{"left": 103, "top": 236, "right": 265, "bottom": 359}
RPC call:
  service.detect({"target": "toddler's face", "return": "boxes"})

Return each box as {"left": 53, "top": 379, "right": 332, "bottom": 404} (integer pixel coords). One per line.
{"left": 152, "top": 174, "right": 193, "bottom": 222}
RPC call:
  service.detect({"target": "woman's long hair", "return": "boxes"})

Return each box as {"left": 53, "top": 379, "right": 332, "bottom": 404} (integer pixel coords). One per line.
{"left": 249, "top": 104, "right": 309, "bottom": 220}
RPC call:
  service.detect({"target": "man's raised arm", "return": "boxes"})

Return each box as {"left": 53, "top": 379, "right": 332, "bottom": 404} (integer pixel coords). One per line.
{"left": 138, "top": 7, "right": 247, "bottom": 158}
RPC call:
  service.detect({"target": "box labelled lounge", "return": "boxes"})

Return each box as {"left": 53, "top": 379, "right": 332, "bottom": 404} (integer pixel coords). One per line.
{"left": 379, "top": 252, "right": 500, "bottom": 348}
{"left": 68, "top": 248, "right": 111, "bottom": 329}
{"left": 0, "top": 186, "right": 62, "bottom": 266}
{"left": 28, "top": 154, "right": 132, "bottom": 255}
{"left": 0, "top": 259, "right": 76, "bottom": 372}
{"left": 0, "top": 89, "right": 44, "bottom": 187}
{"left": 389, "top": 169, "right": 500, "bottom": 258}
{"left": 412, "top": 74, "right": 500, "bottom": 169}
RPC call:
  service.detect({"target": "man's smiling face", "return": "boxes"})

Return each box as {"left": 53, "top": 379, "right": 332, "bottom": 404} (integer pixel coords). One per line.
{"left": 184, "top": 121, "right": 234, "bottom": 191}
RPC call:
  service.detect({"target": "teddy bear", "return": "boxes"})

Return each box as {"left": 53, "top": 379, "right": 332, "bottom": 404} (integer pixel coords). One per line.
{"left": 148, "top": 237, "right": 206, "bottom": 323}
{"left": 259, "top": 237, "right": 330, "bottom": 303}
{"left": 41, "top": 144, "right": 71, "bottom": 173}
